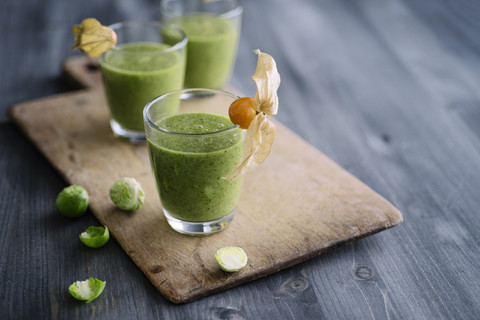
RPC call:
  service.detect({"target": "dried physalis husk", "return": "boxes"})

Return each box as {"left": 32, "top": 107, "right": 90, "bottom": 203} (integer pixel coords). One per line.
{"left": 226, "top": 49, "right": 280, "bottom": 180}
{"left": 226, "top": 113, "right": 276, "bottom": 180}
{"left": 252, "top": 49, "right": 281, "bottom": 115}
{"left": 72, "top": 18, "right": 117, "bottom": 59}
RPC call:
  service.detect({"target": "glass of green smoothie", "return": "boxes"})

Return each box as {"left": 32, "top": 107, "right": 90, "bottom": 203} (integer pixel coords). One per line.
{"left": 99, "top": 21, "right": 187, "bottom": 142}
{"left": 144, "top": 88, "right": 244, "bottom": 235}
{"left": 160, "top": 0, "right": 242, "bottom": 90}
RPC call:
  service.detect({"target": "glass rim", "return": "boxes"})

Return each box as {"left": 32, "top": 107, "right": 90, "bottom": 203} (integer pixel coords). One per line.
{"left": 144, "top": 88, "right": 241, "bottom": 136}
{"left": 160, "top": 0, "right": 243, "bottom": 20}
{"left": 105, "top": 20, "right": 188, "bottom": 55}
{"left": 221, "top": 5, "right": 243, "bottom": 19}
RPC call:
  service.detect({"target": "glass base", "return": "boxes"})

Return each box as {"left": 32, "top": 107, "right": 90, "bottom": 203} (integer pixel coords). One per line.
{"left": 110, "top": 119, "right": 146, "bottom": 143}
{"left": 163, "top": 209, "right": 235, "bottom": 236}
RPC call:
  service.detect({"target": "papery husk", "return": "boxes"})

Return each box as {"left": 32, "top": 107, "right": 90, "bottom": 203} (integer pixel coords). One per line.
{"left": 226, "top": 113, "right": 276, "bottom": 181}
{"left": 226, "top": 49, "right": 280, "bottom": 180}
{"left": 252, "top": 49, "right": 281, "bottom": 115}
{"left": 72, "top": 18, "right": 117, "bottom": 59}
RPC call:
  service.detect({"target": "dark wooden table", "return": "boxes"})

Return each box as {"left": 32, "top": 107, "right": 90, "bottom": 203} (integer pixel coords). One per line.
{"left": 1, "top": 0, "right": 479, "bottom": 319}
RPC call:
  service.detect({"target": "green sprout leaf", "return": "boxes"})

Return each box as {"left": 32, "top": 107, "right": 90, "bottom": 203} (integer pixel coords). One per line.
{"left": 68, "top": 278, "right": 106, "bottom": 303}
{"left": 109, "top": 177, "right": 145, "bottom": 211}
{"left": 79, "top": 226, "right": 110, "bottom": 248}
{"left": 216, "top": 246, "right": 248, "bottom": 272}
{"left": 56, "top": 185, "right": 89, "bottom": 218}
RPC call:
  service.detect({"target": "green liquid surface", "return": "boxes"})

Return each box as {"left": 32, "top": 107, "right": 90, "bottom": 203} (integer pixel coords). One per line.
{"left": 164, "top": 13, "right": 239, "bottom": 89}
{"left": 100, "top": 42, "right": 185, "bottom": 131}
{"left": 147, "top": 113, "right": 243, "bottom": 222}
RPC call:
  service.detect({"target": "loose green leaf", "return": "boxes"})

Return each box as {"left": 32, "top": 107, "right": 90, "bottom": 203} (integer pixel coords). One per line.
{"left": 79, "top": 226, "right": 110, "bottom": 248}
{"left": 69, "top": 278, "right": 106, "bottom": 303}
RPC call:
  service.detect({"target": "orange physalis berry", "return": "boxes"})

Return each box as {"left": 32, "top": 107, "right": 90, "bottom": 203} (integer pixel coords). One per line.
{"left": 228, "top": 97, "right": 257, "bottom": 129}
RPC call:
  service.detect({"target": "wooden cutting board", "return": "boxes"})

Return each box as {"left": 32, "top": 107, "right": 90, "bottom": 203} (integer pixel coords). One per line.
{"left": 8, "top": 56, "right": 402, "bottom": 303}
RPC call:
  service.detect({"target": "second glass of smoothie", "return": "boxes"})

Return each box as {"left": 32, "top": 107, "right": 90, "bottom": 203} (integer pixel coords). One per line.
{"left": 160, "top": 0, "right": 242, "bottom": 89}
{"left": 100, "top": 21, "right": 187, "bottom": 142}
{"left": 144, "top": 89, "right": 244, "bottom": 236}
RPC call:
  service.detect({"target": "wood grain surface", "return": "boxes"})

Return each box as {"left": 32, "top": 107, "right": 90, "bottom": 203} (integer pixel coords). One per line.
{"left": 9, "top": 57, "right": 401, "bottom": 303}
{"left": 2, "top": 0, "right": 480, "bottom": 318}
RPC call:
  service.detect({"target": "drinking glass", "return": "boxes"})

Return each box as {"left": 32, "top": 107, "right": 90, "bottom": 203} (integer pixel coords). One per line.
{"left": 144, "top": 88, "right": 244, "bottom": 235}
{"left": 100, "top": 21, "right": 187, "bottom": 142}
{"left": 160, "top": 0, "right": 242, "bottom": 89}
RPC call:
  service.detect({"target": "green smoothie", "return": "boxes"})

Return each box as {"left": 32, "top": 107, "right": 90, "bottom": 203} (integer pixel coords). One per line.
{"left": 100, "top": 42, "right": 185, "bottom": 131}
{"left": 164, "top": 13, "right": 239, "bottom": 89}
{"left": 147, "top": 112, "right": 243, "bottom": 222}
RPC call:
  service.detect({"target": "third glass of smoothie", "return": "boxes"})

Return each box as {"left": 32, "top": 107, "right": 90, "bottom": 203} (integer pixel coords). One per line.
{"left": 144, "top": 89, "right": 244, "bottom": 235}
{"left": 160, "top": 0, "right": 242, "bottom": 89}
{"left": 100, "top": 21, "right": 187, "bottom": 142}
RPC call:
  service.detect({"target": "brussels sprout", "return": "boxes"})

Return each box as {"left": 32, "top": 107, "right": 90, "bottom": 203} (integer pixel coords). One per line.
{"left": 69, "top": 278, "right": 106, "bottom": 303}
{"left": 109, "top": 177, "right": 145, "bottom": 211}
{"left": 216, "top": 246, "right": 248, "bottom": 272}
{"left": 56, "top": 185, "right": 89, "bottom": 218}
{"left": 79, "top": 226, "right": 110, "bottom": 248}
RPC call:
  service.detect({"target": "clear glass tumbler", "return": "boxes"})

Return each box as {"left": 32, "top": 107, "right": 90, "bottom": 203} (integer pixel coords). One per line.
{"left": 144, "top": 88, "right": 244, "bottom": 235}
{"left": 100, "top": 21, "right": 187, "bottom": 142}
{"left": 160, "top": 0, "right": 242, "bottom": 89}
